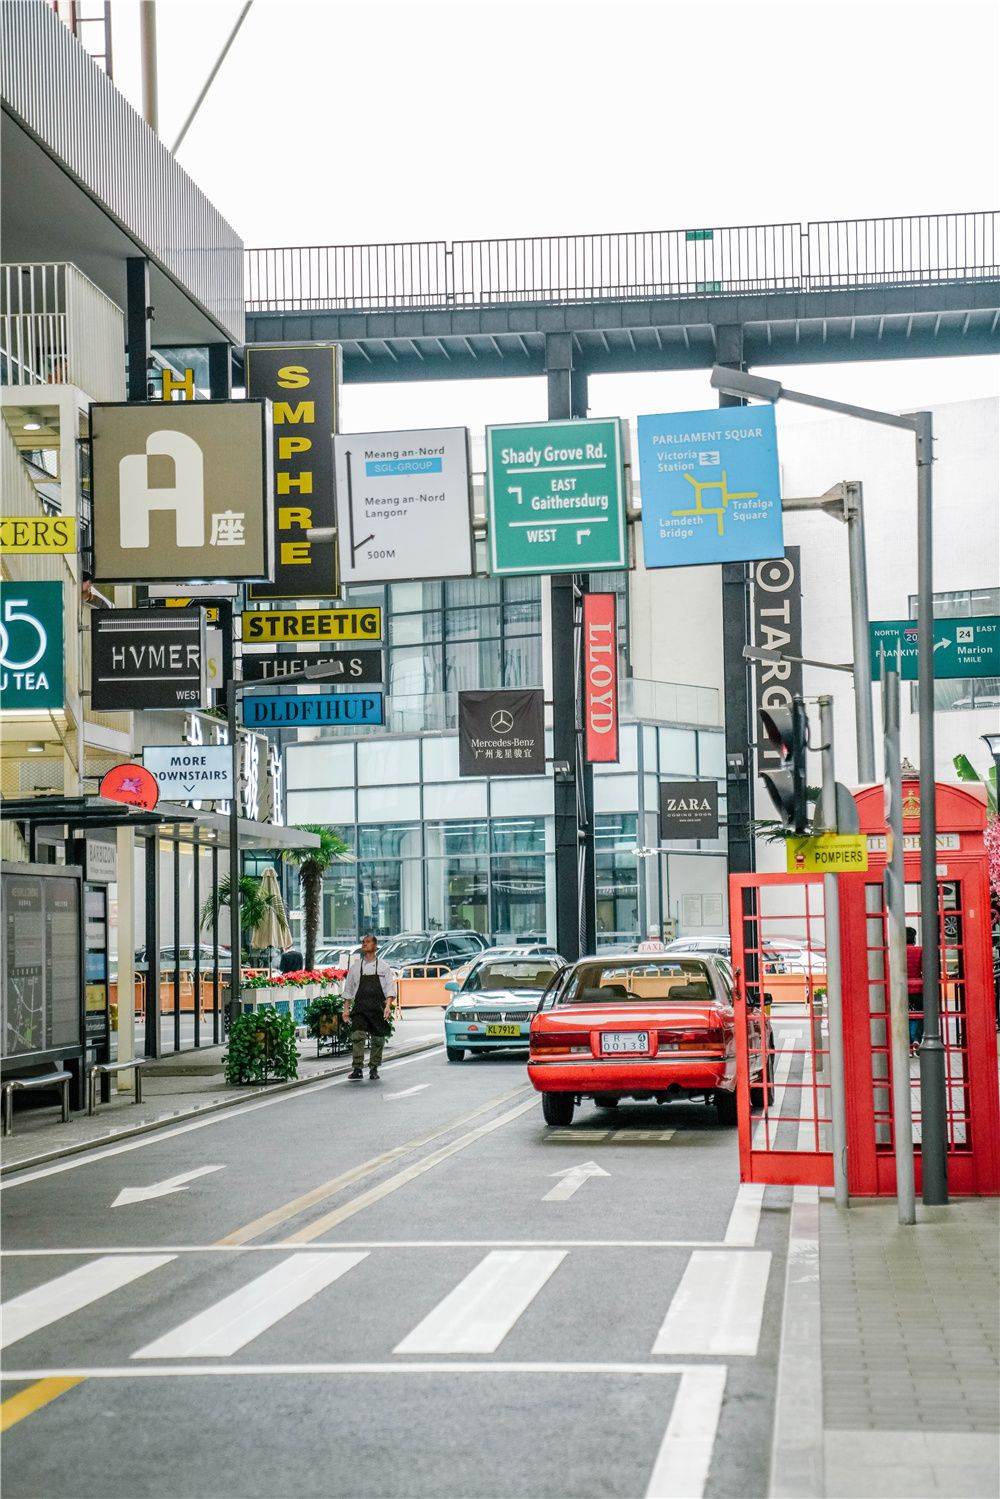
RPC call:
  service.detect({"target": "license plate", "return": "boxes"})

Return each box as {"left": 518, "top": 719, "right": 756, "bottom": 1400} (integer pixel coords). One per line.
{"left": 486, "top": 1024, "right": 521, "bottom": 1037}
{"left": 600, "top": 1031, "right": 649, "bottom": 1055}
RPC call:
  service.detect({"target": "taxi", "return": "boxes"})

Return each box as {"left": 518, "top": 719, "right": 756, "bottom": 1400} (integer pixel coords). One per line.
{"left": 527, "top": 952, "right": 772, "bottom": 1126}
{"left": 443, "top": 953, "right": 566, "bottom": 1061}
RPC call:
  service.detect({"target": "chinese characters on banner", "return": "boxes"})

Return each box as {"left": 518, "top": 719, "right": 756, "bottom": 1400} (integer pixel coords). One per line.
{"left": 458, "top": 690, "right": 545, "bottom": 776}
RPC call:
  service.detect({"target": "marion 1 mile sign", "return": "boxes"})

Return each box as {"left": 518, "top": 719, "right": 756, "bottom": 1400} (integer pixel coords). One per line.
{"left": 869, "top": 616, "right": 1000, "bottom": 680}
{"left": 486, "top": 419, "right": 627, "bottom": 575}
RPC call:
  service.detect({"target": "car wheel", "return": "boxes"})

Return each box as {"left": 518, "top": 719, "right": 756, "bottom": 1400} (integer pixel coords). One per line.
{"left": 715, "top": 1088, "right": 738, "bottom": 1127}
{"left": 593, "top": 1094, "right": 620, "bottom": 1109}
{"left": 542, "top": 1093, "right": 575, "bottom": 1127}
{"left": 446, "top": 1046, "right": 465, "bottom": 1063}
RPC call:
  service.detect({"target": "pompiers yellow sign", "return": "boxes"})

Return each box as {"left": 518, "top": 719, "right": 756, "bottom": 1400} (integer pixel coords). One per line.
{"left": 786, "top": 834, "right": 869, "bottom": 873}
{"left": 0, "top": 516, "right": 76, "bottom": 554}
{"left": 241, "top": 607, "right": 381, "bottom": 644}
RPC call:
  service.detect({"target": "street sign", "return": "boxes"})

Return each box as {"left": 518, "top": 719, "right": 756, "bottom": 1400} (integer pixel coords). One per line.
{"left": 143, "top": 744, "right": 235, "bottom": 802}
{"left": 91, "top": 609, "right": 205, "bottom": 710}
{"left": 786, "top": 834, "right": 869, "bottom": 873}
{"left": 486, "top": 418, "right": 627, "bottom": 576}
{"left": 1, "top": 516, "right": 76, "bottom": 554}
{"left": 0, "top": 581, "right": 64, "bottom": 711}
{"left": 869, "top": 616, "right": 1000, "bottom": 680}
{"left": 637, "top": 405, "right": 783, "bottom": 567}
{"left": 246, "top": 344, "right": 340, "bottom": 601}
{"left": 582, "top": 593, "right": 619, "bottom": 763}
{"left": 752, "top": 548, "right": 802, "bottom": 777}
{"left": 334, "top": 426, "right": 474, "bottom": 583}
{"left": 239, "top": 648, "right": 383, "bottom": 685}
{"left": 99, "top": 763, "right": 159, "bottom": 810}
{"left": 90, "top": 400, "right": 273, "bottom": 583}
{"left": 458, "top": 689, "right": 545, "bottom": 776}
{"left": 242, "top": 692, "right": 384, "bottom": 728}
{"left": 659, "top": 780, "right": 720, "bottom": 840}
{"left": 240, "top": 607, "right": 382, "bottom": 645}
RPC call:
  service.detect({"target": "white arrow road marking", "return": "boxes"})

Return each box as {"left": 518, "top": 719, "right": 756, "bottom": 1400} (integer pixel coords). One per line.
{"left": 385, "top": 1084, "right": 430, "bottom": 1100}
{"left": 112, "top": 1164, "right": 224, "bottom": 1207}
{"left": 543, "top": 1160, "right": 610, "bottom": 1202}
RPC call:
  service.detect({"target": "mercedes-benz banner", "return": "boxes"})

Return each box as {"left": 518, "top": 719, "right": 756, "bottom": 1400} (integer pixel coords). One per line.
{"left": 458, "top": 689, "right": 545, "bottom": 777}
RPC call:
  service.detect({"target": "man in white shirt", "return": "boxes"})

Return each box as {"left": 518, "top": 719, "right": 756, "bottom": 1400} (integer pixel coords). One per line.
{"left": 637, "top": 925, "right": 667, "bottom": 953}
{"left": 342, "top": 933, "right": 398, "bottom": 1080}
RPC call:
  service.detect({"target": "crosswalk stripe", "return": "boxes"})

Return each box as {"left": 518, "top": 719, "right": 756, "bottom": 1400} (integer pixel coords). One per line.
{"left": 652, "top": 1250, "right": 771, "bottom": 1356}
{"left": 131, "top": 1252, "right": 367, "bottom": 1359}
{"left": 0, "top": 1255, "right": 174, "bottom": 1350}
{"left": 393, "top": 1250, "right": 566, "bottom": 1354}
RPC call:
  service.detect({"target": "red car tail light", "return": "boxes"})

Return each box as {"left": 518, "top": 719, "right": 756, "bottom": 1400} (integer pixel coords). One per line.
{"left": 530, "top": 1031, "right": 591, "bottom": 1055}
{"left": 657, "top": 1014, "right": 726, "bottom": 1052}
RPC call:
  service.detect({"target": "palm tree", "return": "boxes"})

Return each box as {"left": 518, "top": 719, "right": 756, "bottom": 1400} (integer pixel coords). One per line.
{"left": 201, "top": 874, "right": 282, "bottom": 959}
{"left": 284, "top": 826, "right": 350, "bottom": 969}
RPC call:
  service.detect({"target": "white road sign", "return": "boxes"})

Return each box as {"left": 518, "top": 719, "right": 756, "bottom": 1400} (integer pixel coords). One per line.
{"left": 143, "top": 744, "right": 234, "bottom": 802}
{"left": 333, "top": 426, "right": 474, "bottom": 583}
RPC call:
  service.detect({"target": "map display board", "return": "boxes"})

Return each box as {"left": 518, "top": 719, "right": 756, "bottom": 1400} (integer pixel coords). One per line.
{"left": 2, "top": 868, "right": 81, "bottom": 1060}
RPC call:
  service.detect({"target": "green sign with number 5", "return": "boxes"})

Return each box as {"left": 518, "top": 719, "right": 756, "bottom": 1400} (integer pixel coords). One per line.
{"left": 0, "top": 581, "right": 64, "bottom": 710}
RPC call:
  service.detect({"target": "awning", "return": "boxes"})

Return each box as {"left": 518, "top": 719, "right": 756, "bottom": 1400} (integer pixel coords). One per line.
{"left": 0, "top": 796, "right": 319, "bottom": 853}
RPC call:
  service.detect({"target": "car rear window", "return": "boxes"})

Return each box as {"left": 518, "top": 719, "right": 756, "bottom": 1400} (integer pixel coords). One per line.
{"left": 557, "top": 960, "right": 714, "bottom": 1004}
{"left": 465, "top": 961, "right": 561, "bottom": 993}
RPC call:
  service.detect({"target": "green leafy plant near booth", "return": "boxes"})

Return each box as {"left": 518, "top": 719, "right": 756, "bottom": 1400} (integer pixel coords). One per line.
{"left": 223, "top": 1006, "right": 298, "bottom": 1086}
{"left": 304, "top": 993, "right": 345, "bottom": 1038}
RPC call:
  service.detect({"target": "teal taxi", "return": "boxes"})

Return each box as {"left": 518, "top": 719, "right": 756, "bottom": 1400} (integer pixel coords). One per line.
{"left": 443, "top": 953, "right": 566, "bottom": 1061}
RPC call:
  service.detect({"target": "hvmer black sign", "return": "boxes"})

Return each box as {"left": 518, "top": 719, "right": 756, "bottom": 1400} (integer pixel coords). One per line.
{"left": 91, "top": 609, "right": 205, "bottom": 710}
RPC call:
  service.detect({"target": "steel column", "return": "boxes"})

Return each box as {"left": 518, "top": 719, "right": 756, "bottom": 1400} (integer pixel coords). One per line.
{"left": 208, "top": 343, "right": 232, "bottom": 398}
{"left": 125, "top": 257, "right": 151, "bottom": 402}
{"left": 143, "top": 834, "right": 161, "bottom": 1060}
{"left": 883, "top": 666, "right": 917, "bottom": 1223}
{"left": 819, "top": 694, "right": 849, "bottom": 1207}
{"left": 172, "top": 834, "right": 181, "bottom": 1052}
{"left": 845, "top": 481, "right": 877, "bottom": 782}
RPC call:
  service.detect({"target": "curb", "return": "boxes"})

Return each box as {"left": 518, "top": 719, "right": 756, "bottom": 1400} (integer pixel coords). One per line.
{"left": 0, "top": 1037, "right": 442, "bottom": 1178}
{"left": 768, "top": 1184, "right": 824, "bottom": 1498}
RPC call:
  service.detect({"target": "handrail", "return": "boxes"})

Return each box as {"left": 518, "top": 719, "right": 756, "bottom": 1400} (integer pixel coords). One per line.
{"left": 246, "top": 211, "right": 999, "bottom": 313}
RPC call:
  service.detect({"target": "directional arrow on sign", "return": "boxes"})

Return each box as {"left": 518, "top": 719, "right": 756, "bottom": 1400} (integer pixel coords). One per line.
{"left": 543, "top": 1160, "right": 610, "bottom": 1202}
{"left": 112, "top": 1164, "right": 224, "bottom": 1207}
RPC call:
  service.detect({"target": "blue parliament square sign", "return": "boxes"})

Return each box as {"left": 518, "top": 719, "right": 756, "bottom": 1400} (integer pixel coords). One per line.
{"left": 637, "top": 405, "right": 783, "bottom": 567}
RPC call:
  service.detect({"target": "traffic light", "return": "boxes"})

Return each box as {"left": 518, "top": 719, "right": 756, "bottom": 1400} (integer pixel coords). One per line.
{"left": 759, "top": 696, "right": 809, "bottom": 833}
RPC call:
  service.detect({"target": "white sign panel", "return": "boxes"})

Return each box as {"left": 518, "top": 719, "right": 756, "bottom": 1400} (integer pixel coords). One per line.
{"left": 333, "top": 426, "right": 474, "bottom": 583}
{"left": 85, "top": 838, "right": 118, "bottom": 884}
{"left": 143, "top": 744, "right": 234, "bottom": 802}
{"left": 147, "top": 584, "right": 239, "bottom": 600}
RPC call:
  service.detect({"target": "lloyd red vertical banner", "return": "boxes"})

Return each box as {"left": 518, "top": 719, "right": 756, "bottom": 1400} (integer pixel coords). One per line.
{"left": 582, "top": 592, "right": 619, "bottom": 763}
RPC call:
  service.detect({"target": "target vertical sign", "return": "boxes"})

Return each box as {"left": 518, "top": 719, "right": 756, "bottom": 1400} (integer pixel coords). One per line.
{"left": 582, "top": 592, "right": 619, "bottom": 763}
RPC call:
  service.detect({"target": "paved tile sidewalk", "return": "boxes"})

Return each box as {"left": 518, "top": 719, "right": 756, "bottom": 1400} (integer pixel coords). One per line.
{"left": 820, "top": 1196, "right": 1000, "bottom": 1498}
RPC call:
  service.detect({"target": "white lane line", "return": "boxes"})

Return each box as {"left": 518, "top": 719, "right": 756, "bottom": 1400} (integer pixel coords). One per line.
{"left": 132, "top": 1252, "right": 367, "bottom": 1360}
{"left": 653, "top": 1250, "right": 771, "bottom": 1356}
{"left": 1, "top": 1239, "right": 743, "bottom": 1255}
{"left": 394, "top": 1250, "right": 566, "bottom": 1354}
{"left": 0, "top": 1360, "right": 704, "bottom": 1379}
{"left": 645, "top": 1365, "right": 727, "bottom": 1499}
{"left": 723, "top": 1182, "right": 765, "bottom": 1246}
{"left": 769, "top": 1185, "right": 822, "bottom": 1498}
{"left": 385, "top": 1084, "right": 430, "bottom": 1100}
{"left": 0, "top": 1047, "right": 444, "bottom": 1190}
{"left": 796, "top": 1044, "right": 817, "bottom": 1154}
{"left": 752, "top": 1037, "right": 795, "bottom": 1150}
{"left": 0, "top": 1254, "right": 174, "bottom": 1350}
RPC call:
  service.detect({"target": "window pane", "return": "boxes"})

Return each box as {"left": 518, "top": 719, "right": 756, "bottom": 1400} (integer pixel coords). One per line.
{"left": 357, "top": 739, "right": 420, "bottom": 786}
{"left": 489, "top": 777, "right": 553, "bottom": 816}
{"left": 423, "top": 737, "right": 461, "bottom": 781}
{"left": 492, "top": 855, "right": 548, "bottom": 942}
{"left": 445, "top": 577, "right": 501, "bottom": 607}
{"left": 357, "top": 785, "right": 420, "bottom": 822}
{"left": 286, "top": 741, "right": 354, "bottom": 790}
{"left": 503, "top": 633, "right": 541, "bottom": 687}
{"left": 425, "top": 820, "right": 488, "bottom": 856}
{"left": 698, "top": 732, "right": 726, "bottom": 778}
{"left": 444, "top": 638, "right": 503, "bottom": 692}
{"left": 390, "top": 581, "right": 442, "bottom": 612}
{"left": 288, "top": 789, "right": 354, "bottom": 824}
{"left": 390, "top": 611, "right": 442, "bottom": 646}
{"left": 423, "top": 781, "right": 488, "bottom": 818}
{"left": 389, "top": 644, "right": 442, "bottom": 697}
{"left": 446, "top": 606, "right": 500, "bottom": 640}
{"left": 595, "top": 814, "right": 639, "bottom": 946}
{"left": 425, "top": 855, "right": 489, "bottom": 936}
{"left": 659, "top": 727, "right": 698, "bottom": 775}
{"left": 491, "top": 817, "right": 546, "bottom": 854}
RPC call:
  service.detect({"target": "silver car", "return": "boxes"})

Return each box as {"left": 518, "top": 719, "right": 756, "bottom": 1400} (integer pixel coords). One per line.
{"left": 443, "top": 954, "right": 566, "bottom": 1061}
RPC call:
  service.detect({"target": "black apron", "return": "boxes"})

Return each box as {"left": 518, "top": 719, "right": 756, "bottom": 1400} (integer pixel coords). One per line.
{"left": 352, "top": 962, "right": 391, "bottom": 1037}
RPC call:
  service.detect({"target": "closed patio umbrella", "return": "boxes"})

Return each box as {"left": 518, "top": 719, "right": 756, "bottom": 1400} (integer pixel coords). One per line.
{"left": 249, "top": 866, "right": 293, "bottom": 959}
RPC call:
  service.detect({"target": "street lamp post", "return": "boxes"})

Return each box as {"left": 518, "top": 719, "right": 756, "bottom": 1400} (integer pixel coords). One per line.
{"left": 711, "top": 366, "right": 948, "bottom": 1206}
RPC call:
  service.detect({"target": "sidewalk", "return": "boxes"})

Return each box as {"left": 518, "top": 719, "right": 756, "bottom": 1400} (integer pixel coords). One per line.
{"left": 0, "top": 1012, "right": 442, "bottom": 1173}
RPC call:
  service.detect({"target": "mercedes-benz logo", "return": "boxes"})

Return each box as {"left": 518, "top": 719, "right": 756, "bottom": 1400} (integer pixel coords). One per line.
{"left": 490, "top": 709, "right": 514, "bottom": 734}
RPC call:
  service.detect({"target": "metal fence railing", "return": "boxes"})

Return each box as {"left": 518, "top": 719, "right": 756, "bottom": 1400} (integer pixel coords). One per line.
{"left": 246, "top": 211, "right": 999, "bottom": 312}
{"left": 0, "top": 262, "right": 126, "bottom": 401}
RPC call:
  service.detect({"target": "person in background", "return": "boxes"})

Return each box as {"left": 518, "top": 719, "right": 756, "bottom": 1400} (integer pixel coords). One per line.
{"left": 906, "top": 925, "right": 924, "bottom": 1054}
{"left": 638, "top": 925, "right": 667, "bottom": 953}
{"left": 279, "top": 946, "right": 304, "bottom": 974}
{"left": 342, "top": 933, "right": 397, "bottom": 1081}
{"left": 81, "top": 570, "right": 113, "bottom": 609}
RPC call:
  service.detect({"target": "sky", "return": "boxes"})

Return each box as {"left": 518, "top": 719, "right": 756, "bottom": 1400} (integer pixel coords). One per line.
{"left": 106, "top": 0, "right": 999, "bottom": 435}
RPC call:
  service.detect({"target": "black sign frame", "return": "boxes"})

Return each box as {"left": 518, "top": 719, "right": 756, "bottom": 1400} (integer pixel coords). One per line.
{"left": 659, "top": 779, "right": 721, "bottom": 841}
{"left": 239, "top": 648, "right": 383, "bottom": 686}
{"left": 458, "top": 689, "right": 545, "bottom": 777}
{"left": 92, "top": 608, "right": 205, "bottom": 710}
{"left": 751, "top": 547, "right": 803, "bottom": 778}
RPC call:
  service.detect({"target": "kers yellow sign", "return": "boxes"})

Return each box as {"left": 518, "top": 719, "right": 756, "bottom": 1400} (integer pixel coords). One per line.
{"left": 0, "top": 516, "right": 76, "bottom": 554}
{"left": 786, "top": 834, "right": 869, "bottom": 873}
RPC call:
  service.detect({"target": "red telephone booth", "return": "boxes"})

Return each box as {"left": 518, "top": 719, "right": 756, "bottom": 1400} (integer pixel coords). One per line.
{"left": 731, "top": 781, "right": 999, "bottom": 1196}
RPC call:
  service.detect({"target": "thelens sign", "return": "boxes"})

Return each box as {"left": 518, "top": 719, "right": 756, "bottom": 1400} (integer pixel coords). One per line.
{"left": 90, "top": 400, "right": 273, "bottom": 583}
{"left": 239, "top": 648, "right": 383, "bottom": 685}
{"left": 242, "top": 692, "right": 384, "bottom": 729}
{"left": 582, "top": 592, "right": 619, "bottom": 763}
{"left": 143, "top": 744, "right": 234, "bottom": 802}
{"left": 240, "top": 607, "right": 382, "bottom": 645}
{"left": 0, "top": 516, "right": 76, "bottom": 554}
{"left": 751, "top": 548, "right": 802, "bottom": 777}
{"left": 486, "top": 419, "right": 628, "bottom": 575}
{"left": 0, "top": 581, "right": 64, "bottom": 711}
{"left": 334, "top": 427, "right": 474, "bottom": 584}
{"left": 659, "top": 780, "right": 720, "bottom": 840}
{"left": 869, "top": 616, "right": 1000, "bottom": 681}
{"left": 637, "top": 405, "right": 783, "bottom": 567}
{"left": 246, "top": 344, "right": 340, "bottom": 600}
{"left": 91, "top": 609, "right": 205, "bottom": 710}
{"left": 458, "top": 689, "right": 545, "bottom": 776}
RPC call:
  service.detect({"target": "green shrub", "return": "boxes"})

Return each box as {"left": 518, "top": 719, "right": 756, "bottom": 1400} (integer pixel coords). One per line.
{"left": 224, "top": 1006, "right": 298, "bottom": 1086}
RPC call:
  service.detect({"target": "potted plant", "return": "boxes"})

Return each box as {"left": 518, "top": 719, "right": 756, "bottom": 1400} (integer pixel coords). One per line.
{"left": 304, "top": 992, "right": 348, "bottom": 1056}
{"left": 223, "top": 1005, "right": 298, "bottom": 1085}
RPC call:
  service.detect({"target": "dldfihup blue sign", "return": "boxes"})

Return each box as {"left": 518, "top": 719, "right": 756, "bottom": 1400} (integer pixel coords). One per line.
{"left": 243, "top": 692, "right": 384, "bottom": 728}
{"left": 637, "top": 405, "right": 783, "bottom": 567}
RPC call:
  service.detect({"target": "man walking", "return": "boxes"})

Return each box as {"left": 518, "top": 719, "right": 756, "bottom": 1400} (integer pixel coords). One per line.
{"left": 342, "top": 933, "right": 397, "bottom": 1081}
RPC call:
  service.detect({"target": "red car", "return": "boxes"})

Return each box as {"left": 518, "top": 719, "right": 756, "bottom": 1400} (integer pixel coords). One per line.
{"left": 527, "top": 953, "right": 772, "bottom": 1127}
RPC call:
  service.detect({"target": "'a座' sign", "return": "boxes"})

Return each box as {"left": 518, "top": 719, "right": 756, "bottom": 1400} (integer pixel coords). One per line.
{"left": 583, "top": 592, "right": 619, "bottom": 763}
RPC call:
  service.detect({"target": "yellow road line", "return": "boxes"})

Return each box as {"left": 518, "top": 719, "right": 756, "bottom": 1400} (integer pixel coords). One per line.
{"left": 0, "top": 1377, "right": 83, "bottom": 1432}
{"left": 282, "top": 1098, "right": 538, "bottom": 1244}
{"left": 217, "top": 1085, "right": 531, "bottom": 1246}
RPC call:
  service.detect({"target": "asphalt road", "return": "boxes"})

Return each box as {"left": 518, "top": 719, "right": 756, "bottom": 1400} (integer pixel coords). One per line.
{"left": 1, "top": 1038, "right": 790, "bottom": 1499}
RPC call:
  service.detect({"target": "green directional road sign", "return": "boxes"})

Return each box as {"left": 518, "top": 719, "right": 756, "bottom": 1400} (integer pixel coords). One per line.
{"left": 486, "top": 418, "right": 628, "bottom": 576}
{"left": 870, "top": 615, "right": 1000, "bottom": 681}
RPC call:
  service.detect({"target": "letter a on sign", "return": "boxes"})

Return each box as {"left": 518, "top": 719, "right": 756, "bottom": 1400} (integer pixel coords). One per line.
{"left": 583, "top": 592, "right": 619, "bottom": 763}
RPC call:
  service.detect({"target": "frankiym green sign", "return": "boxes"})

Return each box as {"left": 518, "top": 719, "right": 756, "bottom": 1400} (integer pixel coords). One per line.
{"left": 870, "top": 616, "right": 1000, "bottom": 681}
{"left": 486, "top": 419, "right": 628, "bottom": 576}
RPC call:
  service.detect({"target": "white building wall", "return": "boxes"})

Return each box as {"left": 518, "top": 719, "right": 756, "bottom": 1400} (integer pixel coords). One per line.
{"left": 629, "top": 519, "right": 725, "bottom": 698}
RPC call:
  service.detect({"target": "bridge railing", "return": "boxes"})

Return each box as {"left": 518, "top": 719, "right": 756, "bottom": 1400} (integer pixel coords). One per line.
{"left": 245, "top": 211, "right": 999, "bottom": 312}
